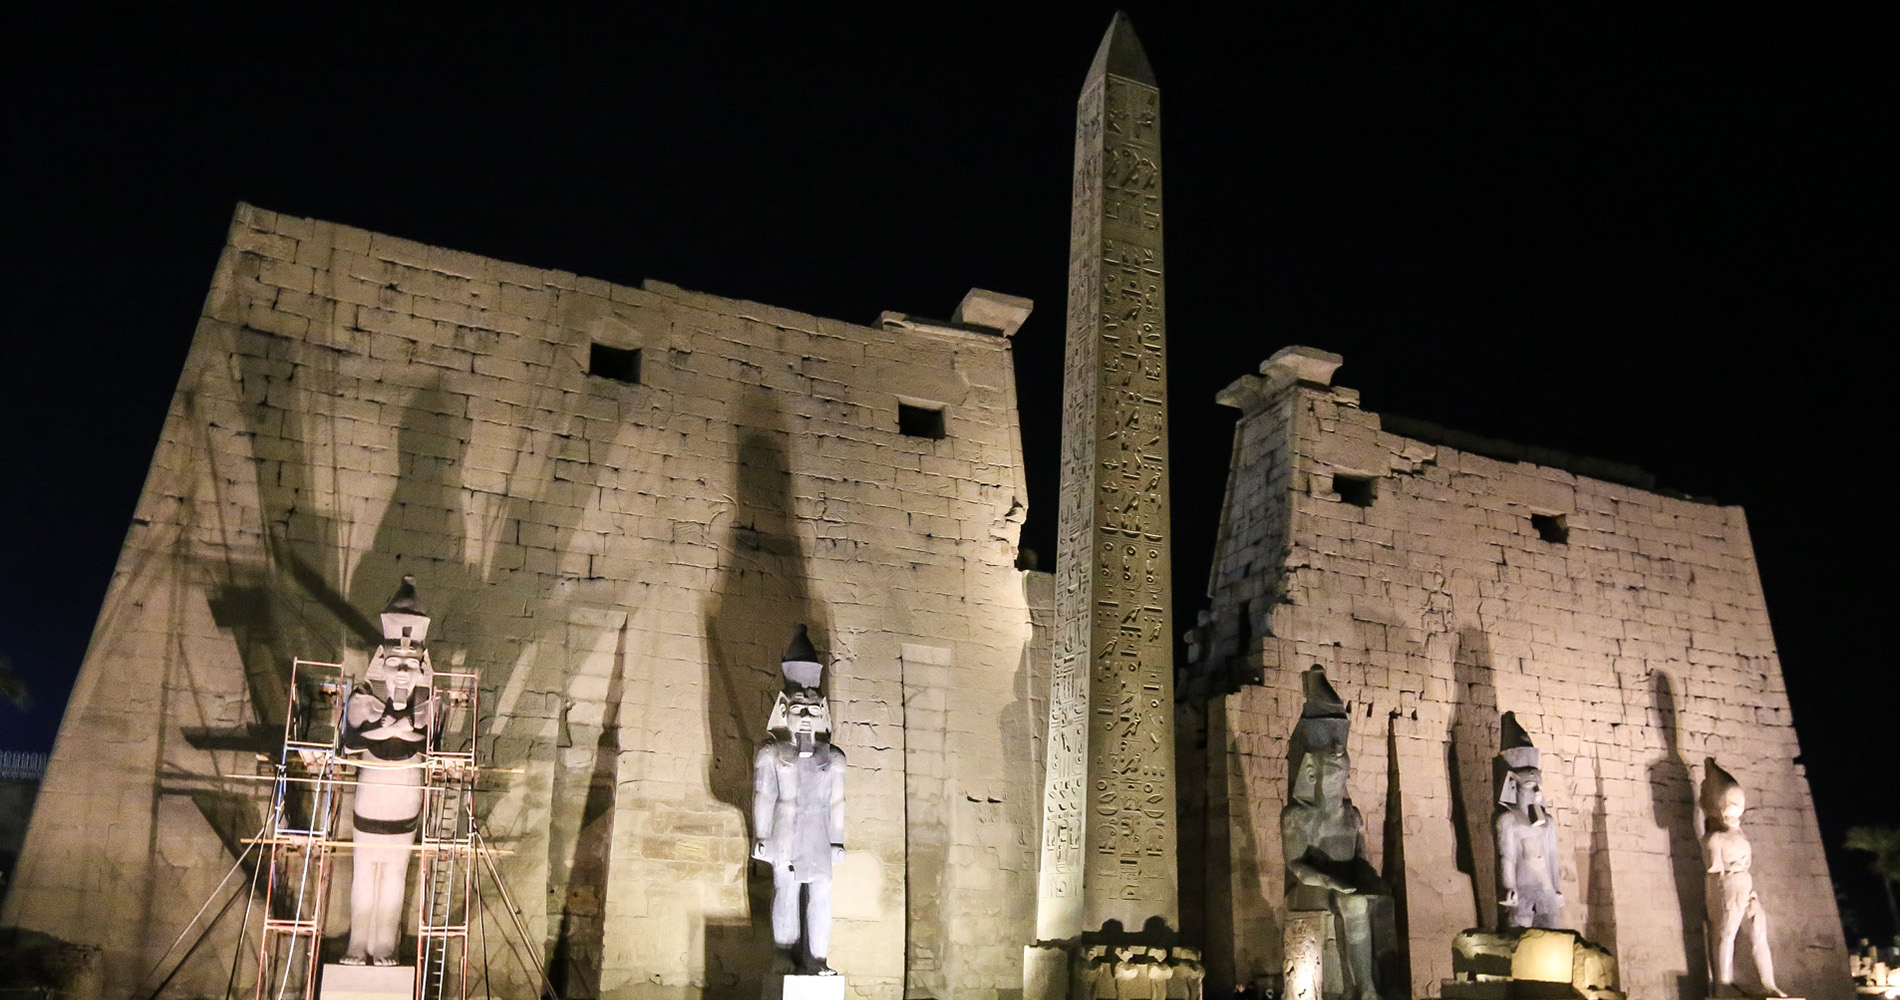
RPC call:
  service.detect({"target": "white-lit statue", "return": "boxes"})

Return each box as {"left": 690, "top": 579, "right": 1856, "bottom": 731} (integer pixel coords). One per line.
{"left": 1281, "top": 666, "right": 1398, "bottom": 1000}
{"left": 340, "top": 576, "right": 434, "bottom": 967}
{"left": 751, "top": 625, "right": 845, "bottom": 976}
{"left": 1495, "top": 713, "right": 1563, "bottom": 929}
{"left": 1701, "top": 759, "right": 1785, "bottom": 998}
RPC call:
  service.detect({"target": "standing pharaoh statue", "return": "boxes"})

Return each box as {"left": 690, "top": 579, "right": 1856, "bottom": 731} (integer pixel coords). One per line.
{"left": 1701, "top": 759, "right": 1785, "bottom": 998}
{"left": 1281, "top": 666, "right": 1398, "bottom": 1000}
{"left": 1495, "top": 713, "right": 1563, "bottom": 930}
{"left": 340, "top": 576, "right": 434, "bottom": 967}
{"left": 752, "top": 625, "right": 846, "bottom": 976}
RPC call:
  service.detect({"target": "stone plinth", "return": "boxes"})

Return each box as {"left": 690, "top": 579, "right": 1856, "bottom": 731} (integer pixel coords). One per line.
{"left": 774, "top": 974, "right": 846, "bottom": 1000}
{"left": 1440, "top": 929, "right": 1623, "bottom": 1000}
{"left": 319, "top": 963, "right": 411, "bottom": 1000}
{"left": 1282, "top": 910, "right": 1330, "bottom": 1000}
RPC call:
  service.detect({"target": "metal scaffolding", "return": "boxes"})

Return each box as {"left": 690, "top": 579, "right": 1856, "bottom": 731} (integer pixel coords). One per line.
{"left": 240, "top": 660, "right": 495, "bottom": 1000}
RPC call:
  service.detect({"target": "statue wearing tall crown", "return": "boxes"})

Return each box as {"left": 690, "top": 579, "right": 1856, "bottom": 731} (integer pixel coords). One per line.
{"left": 1701, "top": 759, "right": 1785, "bottom": 998}
{"left": 339, "top": 576, "right": 434, "bottom": 967}
{"left": 1496, "top": 712, "right": 1563, "bottom": 930}
{"left": 751, "top": 625, "right": 846, "bottom": 977}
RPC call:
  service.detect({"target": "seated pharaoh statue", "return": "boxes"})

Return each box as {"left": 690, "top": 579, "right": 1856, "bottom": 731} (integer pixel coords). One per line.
{"left": 1281, "top": 666, "right": 1400, "bottom": 1000}
{"left": 339, "top": 576, "right": 435, "bottom": 967}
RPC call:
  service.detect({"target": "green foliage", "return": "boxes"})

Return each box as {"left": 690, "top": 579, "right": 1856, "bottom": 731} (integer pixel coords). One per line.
{"left": 1847, "top": 825, "right": 1900, "bottom": 943}
{"left": 0, "top": 652, "right": 28, "bottom": 709}
{"left": 1849, "top": 826, "right": 1900, "bottom": 881}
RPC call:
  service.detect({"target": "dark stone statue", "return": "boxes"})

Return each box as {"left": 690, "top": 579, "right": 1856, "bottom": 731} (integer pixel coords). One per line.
{"left": 1281, "top": 666, "right": 1399, "bottom": 1000}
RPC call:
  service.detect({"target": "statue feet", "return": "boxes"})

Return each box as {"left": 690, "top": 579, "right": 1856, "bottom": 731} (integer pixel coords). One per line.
{"left": 806, "top": 957, "right": 838, "bottom": 976}
{"left": 371, "top": 955, "right": 399, "bottom": 967}
{"left": 339, "top": 953, "right": 367, "bottom": 967}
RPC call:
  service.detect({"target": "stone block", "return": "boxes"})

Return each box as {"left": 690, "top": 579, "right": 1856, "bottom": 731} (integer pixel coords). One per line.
{"left": 319, "top": 963, "right": 412, "bottom": 1000}
{"left": 772, "top": 973, "right": 847, "bottom": 999}
{"left": 951, "top": 288, "right": 1033, "bottom": 336}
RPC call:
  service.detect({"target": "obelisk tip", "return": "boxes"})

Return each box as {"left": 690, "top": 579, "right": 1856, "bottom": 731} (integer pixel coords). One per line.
{"left": 1088, "top": 11, "right": 1156, "bottom": 87}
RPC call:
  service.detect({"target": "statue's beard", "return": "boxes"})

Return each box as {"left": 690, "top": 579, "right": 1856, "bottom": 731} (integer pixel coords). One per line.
{"left": 795, "top": 730, "right": 816, "bottom": 757}
{"left": 388, "top": 682, "right": 413, "bottom": 711}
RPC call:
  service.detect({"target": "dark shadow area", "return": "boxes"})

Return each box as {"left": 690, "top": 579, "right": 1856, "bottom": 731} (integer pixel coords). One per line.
{"left": 1382, "top": 711, "right": 1412, "bottom": 998}
{"left": 221, "top": 366, "right": 606, "bottom": 996}
{"left": 1586, "top": 751, "right": 1617, "bottom": 954}
{"left": 337, "top": 379, "right": 605, "bottom": 993}
{"left": 1175, "top": 699, "right": 1208, "bottom": 951}
{"left": 548, "top": 624, "right": 627, "bottom": 1000}
{"left": 1647, "top": 670, "right": 1705, "bottom": 995}
{"left": 701, "top": 389, "right": 826, "bottom": 997}
{"left": 1446, "top": 627, "right": 1500, "bottom": 930}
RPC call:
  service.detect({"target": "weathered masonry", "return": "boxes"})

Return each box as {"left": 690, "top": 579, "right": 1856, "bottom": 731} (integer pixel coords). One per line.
{"left": 0, "top": 204, "right": 1055, "bottom": 1000}
{"left": 1180, "top": 347, "right": 1848, "bottom": 999}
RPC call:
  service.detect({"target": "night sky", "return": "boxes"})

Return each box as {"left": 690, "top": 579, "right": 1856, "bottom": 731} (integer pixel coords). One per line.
{"left": 4, "top": 5, "right": 1893, "bottom": 935}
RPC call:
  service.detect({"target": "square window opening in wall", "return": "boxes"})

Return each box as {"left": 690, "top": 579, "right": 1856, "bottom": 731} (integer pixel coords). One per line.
{"left": 1532, "top": 512, "right": 1569, "bottom": 544}
{"left": 898, "top": 402, "right": 947, "bottom": 440}
{"left": 1334, "top": 474, "right": 1376, "bottom": 507}
{"left": 588, "top": 343, "right": 641, "bottom": 385}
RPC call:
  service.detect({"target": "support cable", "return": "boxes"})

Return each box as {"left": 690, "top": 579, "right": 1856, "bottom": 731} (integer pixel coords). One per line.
{"left": 470, "top": 826, "right": 556, "bottom": 1000}
{"left": 223, "top": 838, "right": 268, "bottom": 999}
{"left": 130, "top": 816, "right": 269, "bottom": 1000}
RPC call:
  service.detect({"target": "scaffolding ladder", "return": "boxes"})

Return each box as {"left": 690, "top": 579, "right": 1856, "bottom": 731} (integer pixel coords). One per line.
{"left": 414, "top": 670, "right": 479, "bottom": 1000}
{"left": 253, "top": 658, "right": 347, "bottom": 1000}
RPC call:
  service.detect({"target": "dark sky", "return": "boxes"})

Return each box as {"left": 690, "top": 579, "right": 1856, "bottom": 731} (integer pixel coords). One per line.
{"left": 4, "top": 4, "right": 1893, "bottom": 933}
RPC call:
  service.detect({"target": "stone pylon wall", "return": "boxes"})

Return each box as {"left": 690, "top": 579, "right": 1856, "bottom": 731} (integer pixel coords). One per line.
{"left": 1, "top": 204, "right": 1050, "bottom": 1000}
{"left": 1193, "top": 351, "right": 1848, "bottom": 999}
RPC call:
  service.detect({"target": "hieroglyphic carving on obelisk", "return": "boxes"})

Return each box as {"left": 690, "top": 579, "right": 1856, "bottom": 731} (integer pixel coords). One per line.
{"left": 1035, "top": 11, "right": 1177, "bottom": 949}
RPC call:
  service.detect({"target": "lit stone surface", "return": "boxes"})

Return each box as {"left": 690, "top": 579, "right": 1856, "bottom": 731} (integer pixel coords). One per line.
{"left": 952, "top": 288, "right": 1035, "bottom": 337}
{"left": 1187, "top": 348, "right": 1849, "bottom": 999}
{"left": 777, "top": 974, "right": 847, "bottom": 999}
{"left": 1034, "top": 11, "right": 1178, "bottom": 952}
{"left": 319, "top": 963, "right": 412, "bottom": 1000}
{"left": 0, "top": 203, "right": 1051, "bottom": 999}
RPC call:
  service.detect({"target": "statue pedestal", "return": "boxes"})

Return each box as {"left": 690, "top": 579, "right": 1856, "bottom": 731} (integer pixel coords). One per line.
{"left": 1440, "top": 929, "right": 1623, "bottom": 1000}
{"left": 772, "top": 974, "right": 846, "bottom": 1000}
{"left": 319, "top": 963, "right": 411, "bottom": 1000}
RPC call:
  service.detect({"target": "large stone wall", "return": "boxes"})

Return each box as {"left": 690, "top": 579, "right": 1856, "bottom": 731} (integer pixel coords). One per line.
{"left": 1190, "top": 349, "right": 1847, "bottom": 999}
{"left": 1, "top": 204, "right": 1049, "bottom": 1000}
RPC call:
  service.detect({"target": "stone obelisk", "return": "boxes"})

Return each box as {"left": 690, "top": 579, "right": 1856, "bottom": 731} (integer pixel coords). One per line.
{"left": 1028, "top": 13, "right": 1177, "bottom": 996}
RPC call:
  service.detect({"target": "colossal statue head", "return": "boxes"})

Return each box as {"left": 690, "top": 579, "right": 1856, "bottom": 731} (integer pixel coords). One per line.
{"left": 765, "top": 624, "right": 832, "bottom": 756}
{"left": 1290, "top": 666, "right": 1351, "bottom": 807}
{"left": 1498, "top": 711, "right": 1548, "bottom": 815}
{"left": 1701, "top": 758, "right": 1746, "bottom": 830}
{"left": 367, "top": 575, "right": 433, "bottom": 710}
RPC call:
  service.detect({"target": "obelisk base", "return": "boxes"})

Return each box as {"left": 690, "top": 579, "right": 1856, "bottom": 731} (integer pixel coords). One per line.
{"left": 1025, "top": 944, "right": 1070, "bottom": 999}
{"left": 1024, "top": 940, "right": 1207, "bottom": 999}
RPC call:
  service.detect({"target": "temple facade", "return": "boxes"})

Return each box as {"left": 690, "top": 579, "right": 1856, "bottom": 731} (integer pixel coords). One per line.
{"left": 1179, "top": 348, "right": 1847, "bottom": 998}
{"left": 0, "top": 17, "right": 1851, "bottom": 1000}
{"left": 0, "top": 202, "right": 1054, "bottom": 999}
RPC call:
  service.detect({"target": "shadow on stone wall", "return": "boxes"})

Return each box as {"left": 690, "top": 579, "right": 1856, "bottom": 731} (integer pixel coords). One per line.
{"left": 548, "top": 624, "right": 627, "bottom": 999}
{"left": 701, "top": 390, "right": 826, "bottom": 995}
{"left": 220, "top": 365, "right": 603, "bottom": 990}
{"left": 1647, "top": 670, "right": 1705, "bottom": 994}
{"left": 1586, "top": 750, "right": 1618, "bottom": 954}
{"left": 1221, "top": 712, "right": 1277, "bottom": 993}
{"left": 1446, "top": 627, "right": 1500, "bottom": 930}
{"left": 1383, "top": 711, "right": 1413, "bottom": 998}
